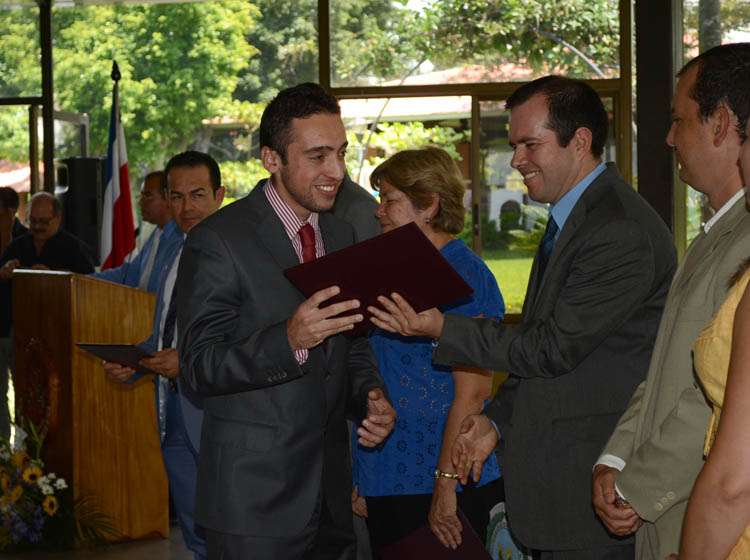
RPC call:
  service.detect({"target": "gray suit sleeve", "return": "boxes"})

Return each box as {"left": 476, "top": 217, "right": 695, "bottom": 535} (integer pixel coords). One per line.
{"left": 435, "top": 219, "right": 657, "bottom": 380}
{"left": 346, "top": 335, "right": 389, "bottom": 422}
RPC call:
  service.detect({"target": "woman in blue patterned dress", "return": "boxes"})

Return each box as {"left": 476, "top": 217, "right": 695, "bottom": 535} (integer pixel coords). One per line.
{"left": 351, "top": 146, "right": 505, "bottom": 555}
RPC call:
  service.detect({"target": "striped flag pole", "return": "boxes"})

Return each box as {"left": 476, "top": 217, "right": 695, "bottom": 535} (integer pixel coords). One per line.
{"left": 100, "top": 60, "right": 135, "bottom": 269}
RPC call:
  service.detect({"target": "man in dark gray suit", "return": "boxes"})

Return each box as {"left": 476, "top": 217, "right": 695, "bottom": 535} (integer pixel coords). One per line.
{"left": 177, "top": 83, "right": 395, "bottom": 560}
{"left": 369, "top": 76, "right": 677, "bottom": 559}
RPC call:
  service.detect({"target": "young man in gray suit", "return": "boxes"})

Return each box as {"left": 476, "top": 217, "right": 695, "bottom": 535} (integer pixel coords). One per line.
{"left": 369, "top": 76, "right": 677, "bottom": 559}
{"left": 592, "top": 43, "right": 750, "bottom": 560}
{"left": 177, "top": 83, "right": 395, "bottom": 560}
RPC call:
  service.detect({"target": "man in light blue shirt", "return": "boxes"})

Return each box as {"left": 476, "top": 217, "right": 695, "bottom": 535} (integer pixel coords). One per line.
{"left": 93, "top": 171, "right": 180, "bottom": 293}
{"left": 369, "top": 76, "right": 677, "bottom": 559}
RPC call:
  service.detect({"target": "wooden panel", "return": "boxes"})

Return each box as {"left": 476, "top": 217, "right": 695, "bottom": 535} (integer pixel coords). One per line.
{"left": 13, "top": 271, "right": 168, "bottom": 541}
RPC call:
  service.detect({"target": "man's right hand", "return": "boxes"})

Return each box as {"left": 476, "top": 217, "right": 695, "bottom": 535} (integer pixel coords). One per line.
{"left": 450, "top": 414, "right": 499, "bottom": 485}
{"left": 0, "top": 259, "right": 20, "bottom": 281}
{"left": 592, "top": 464, "right": 643, "bottom": 536}
{"left": 287, "top": 285, "right": 363, "bottom": 350}
{"left": 103, "top": 360, "right": 136, "bottom": 383}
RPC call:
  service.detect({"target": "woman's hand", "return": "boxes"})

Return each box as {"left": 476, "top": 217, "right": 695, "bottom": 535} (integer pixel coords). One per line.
{"left": 428, "top": 477, "right": 462, "bottom": 549}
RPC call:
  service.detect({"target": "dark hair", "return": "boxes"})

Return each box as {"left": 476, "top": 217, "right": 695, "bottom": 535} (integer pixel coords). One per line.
{"left": 370, "top": 147, "right": 466, "bottom": 235}
{"left": 143, "top": 170, "right": 167, "bottom": 196}
{"left": 0, "top": 187, "right": 20, "bottom": 211}
{"left": 259, "top": 83, "right": 341, "bottom": 163}
{"left": 165, "top": 151, "right": 221, "bottom": 194}
{"left": 29, "top": 191, "right": 61, "bottom": 215}
{"left": 506, "top": 75, "right": 609, "bottom": 158}
{"left": 679, "top": 43, "right": 750, "bottom": 140}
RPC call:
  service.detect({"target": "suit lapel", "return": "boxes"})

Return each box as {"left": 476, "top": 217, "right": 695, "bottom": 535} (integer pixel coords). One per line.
{"left": 245, "top": 187, "right": 302, "bottom": 272}
{"left": 524, "top": 165, "right": 620, "bottom": 317}
{"left": 671, "top": 195, "right": 746, "bottom": 293}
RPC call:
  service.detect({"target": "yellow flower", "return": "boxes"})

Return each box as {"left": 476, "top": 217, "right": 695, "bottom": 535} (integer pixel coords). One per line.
{"left": 22, "top": 465, "right": 42, "bottom": 485}
{"left": 0, "top": 473, "right": 9, "bottom": 492}
{"left": 10, "top": 450, "right": 30, "bottom": 470}
{"left": 43, "top": 495, "right": 57, "bottom": 516}
{"left": 7, "top": 485, "right": 22, "bottom": 504}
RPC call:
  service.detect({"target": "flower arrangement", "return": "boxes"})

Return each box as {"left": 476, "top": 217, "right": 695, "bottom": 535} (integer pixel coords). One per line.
{"left": 0, "top": 420, "right": 118, "bottom": 552}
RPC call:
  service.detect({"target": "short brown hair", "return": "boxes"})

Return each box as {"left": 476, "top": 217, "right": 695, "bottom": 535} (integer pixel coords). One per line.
{"left": 370, "top": 146, "right": 466, "bottom": 235}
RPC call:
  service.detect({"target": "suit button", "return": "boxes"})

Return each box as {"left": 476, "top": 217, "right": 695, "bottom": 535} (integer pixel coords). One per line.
{"left": 659, "top": 497, "right": 669, "bottom": 506}
{"left": 666, "top": 491, "right": 675, "bottom": 500}
{"left": 654, "top": 502, "right": 663, "bottom": 511}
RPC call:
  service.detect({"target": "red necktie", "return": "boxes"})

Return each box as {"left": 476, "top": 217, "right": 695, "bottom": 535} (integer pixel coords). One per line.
{"left": 299, "top": 224, "right": 316, "bottom": 263}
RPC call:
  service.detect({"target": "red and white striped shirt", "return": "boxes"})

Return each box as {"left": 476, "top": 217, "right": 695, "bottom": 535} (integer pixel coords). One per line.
{"left": 263, "top": 179, "right": 326, "bottom": 364}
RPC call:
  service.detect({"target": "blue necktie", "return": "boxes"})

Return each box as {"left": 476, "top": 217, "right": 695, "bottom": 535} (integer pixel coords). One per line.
{"left": 538, "top": 216, "right": 559, "bottom": 278}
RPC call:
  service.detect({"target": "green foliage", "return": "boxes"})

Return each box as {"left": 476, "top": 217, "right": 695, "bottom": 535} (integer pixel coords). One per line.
{"left": 0, "top": 2, "right": 256, "bottom": 177}
{"left": 0, "top": 107, "right": 31, "bottom": 163}
{"left": 683, "top": 0, "right": 750, "bottom": 53}
{"left": 346, "top": 121, "right": 469, "bottom": 183}
{"left": 331, "top": 0, "right": 620, "bottom": 84}
{"left": 220, "top": 159, "right": 267, "bottom": 199}
{"left": 0, "top": 8, "right": 41, "bottom": 97}
{"left": 1, "top": 0, "right": 623, "bottom": 189}
{"left": 481, "top": 249, "right": 534, "bottom": 314}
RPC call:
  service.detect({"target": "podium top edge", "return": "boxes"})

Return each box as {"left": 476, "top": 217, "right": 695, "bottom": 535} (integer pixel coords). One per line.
{"left": 12, "top": 270, "right": 73, "bottom": 276}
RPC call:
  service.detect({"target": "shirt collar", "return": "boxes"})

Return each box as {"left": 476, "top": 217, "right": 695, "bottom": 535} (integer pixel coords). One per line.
{"left": 263, "top": 178, "right": 320, "bottom": 241}
{"left": 703, "top": 188, "right": 746, "bottom": 233}
{"left": 549, "top": 161, "right": 607, "bottom": 235}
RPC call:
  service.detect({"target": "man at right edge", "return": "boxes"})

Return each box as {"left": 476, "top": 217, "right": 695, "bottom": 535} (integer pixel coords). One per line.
{"left": 592, "top": 43, "right": 750, "bottom": 560}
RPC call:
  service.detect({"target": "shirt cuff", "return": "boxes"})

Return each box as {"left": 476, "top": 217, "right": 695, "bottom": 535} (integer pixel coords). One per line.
{"left": 596, "top": 453, "right": 626, "bottom": 471}
{"left": 490, "top": 419, "right": 501, "bottom": 440}
{"left": 294, "top": 348, "right": 308, "bottom": 365}
{"left": 595, "top": 453, "right": 627, "bottom": 499}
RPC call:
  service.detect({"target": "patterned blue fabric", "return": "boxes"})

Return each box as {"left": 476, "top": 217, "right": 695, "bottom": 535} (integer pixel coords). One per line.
{"left": 353, "top": 238, "right": 505, "bottom": 496}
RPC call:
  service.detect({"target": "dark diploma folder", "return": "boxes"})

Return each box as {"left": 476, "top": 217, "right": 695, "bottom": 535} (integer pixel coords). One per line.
{"left": 283, "top": 222, "right": 473, "bottom": 335}
{"left": 76, "top": 343, "right": 157, "bottom": 377}
{"left": 379, "top": 508, "right": 491, "bottom": 559}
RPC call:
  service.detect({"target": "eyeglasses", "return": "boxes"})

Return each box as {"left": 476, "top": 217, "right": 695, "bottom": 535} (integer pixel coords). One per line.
{"left": 29, "top": 216, "right": 55, "bottom": 226}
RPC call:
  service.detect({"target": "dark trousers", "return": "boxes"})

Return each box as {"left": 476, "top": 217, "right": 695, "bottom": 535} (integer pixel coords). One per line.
{"left": 164, "top": 390, "right": 206, "bottom": 560}
{"left": 205, "top": 492, "right": 356, "bottom": 560}
{"left": 365, "top": 477, "right": 504, "bottom": 557}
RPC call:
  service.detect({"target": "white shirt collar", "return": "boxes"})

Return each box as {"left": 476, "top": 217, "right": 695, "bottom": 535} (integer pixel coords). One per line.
{"left": 703, "top": 188, "right": 746, "bottom": 233}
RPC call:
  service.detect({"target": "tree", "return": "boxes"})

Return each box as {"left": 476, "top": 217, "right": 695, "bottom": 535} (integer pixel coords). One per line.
{"left": 0, "top": 0, "right": 627, "bottom": 193}
{"left": 330, "top": 0, "right": 620, "bottom": 86}
{"left": 0, "top": 2, "right": 257, "bottom": 174}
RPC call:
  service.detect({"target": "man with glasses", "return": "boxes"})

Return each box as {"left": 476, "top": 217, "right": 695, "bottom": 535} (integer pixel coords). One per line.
{"left": 0, "top": 191, "right": 93, "bottom": 279}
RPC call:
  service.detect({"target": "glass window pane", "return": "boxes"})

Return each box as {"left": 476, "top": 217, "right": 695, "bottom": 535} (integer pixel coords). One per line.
{"left": 329, "top": 0, "right": 620, "bottom": 88}
{"left": 0, "top": 106, "right": 33, "bottom": 214}
{"left": 0, "top": 6, "right": 41, "bottom": 98}
{"left": 477, "top": 97, "right": 616, "bottom": 313}
{"left": 340, "top": 96, "right": 471, "bottom": 190}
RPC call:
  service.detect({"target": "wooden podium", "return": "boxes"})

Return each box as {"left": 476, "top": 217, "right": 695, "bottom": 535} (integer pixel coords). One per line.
{"left": 12, "top": 271, "right": 169, "bottom": 541}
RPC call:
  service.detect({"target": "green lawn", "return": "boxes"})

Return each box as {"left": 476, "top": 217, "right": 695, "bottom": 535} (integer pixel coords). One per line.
{"left": 481, "top": 249, "right": 535, "bottom": 315}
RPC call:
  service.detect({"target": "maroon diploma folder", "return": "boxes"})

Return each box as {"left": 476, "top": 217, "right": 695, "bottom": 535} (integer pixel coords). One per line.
{"left": 283, "top": 222, "right": 473, "bottom": 335}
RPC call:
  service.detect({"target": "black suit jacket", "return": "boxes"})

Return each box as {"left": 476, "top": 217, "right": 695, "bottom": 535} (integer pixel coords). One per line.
{"left": 177, "top": 186, "right": 386, "bottom": 538}
{"left": 433, "top": 164, "right": 677, "bottom": 550}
